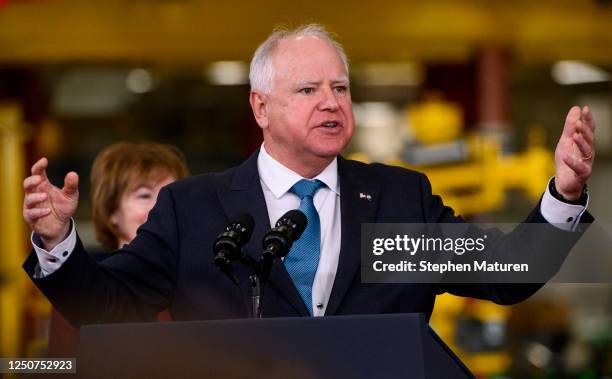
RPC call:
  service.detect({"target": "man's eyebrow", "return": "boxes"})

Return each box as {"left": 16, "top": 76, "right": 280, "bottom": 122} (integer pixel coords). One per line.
{"left": 294, "top": 77, "right": 350, "bottom": 87}
{"left": 331, "top": 76, "right": 349, "bottom": 84}
{"left": 295, "top": 79, "right": 321, "bottom": 87}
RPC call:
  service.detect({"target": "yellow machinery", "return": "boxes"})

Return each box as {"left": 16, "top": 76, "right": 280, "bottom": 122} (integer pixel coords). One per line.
{"left": 0, "top": 103, "right": 28, "bottom": 359}
{"left": 392, "top": 131, "right": 553, "bottom": 216}
{"left": 392, "top": 97, "right": 554, "bottom": 216}
{"left": 0, "top": 105, "right": 54, "bottom": 365}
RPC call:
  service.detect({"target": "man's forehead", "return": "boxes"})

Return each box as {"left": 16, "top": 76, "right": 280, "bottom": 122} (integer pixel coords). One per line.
{"left": 274, "top": 36, "right": 340, "bottom": 61}
{"left": 272, "top": 36, "right": 346, "bottom": 77}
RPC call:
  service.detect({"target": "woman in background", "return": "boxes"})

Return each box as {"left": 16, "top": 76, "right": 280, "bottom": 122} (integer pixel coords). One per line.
{"left": 48, "top": 142, "right": 189, "bottom": 356}
{"left": 90, "top": 142, "right": 189, "bottom": 251}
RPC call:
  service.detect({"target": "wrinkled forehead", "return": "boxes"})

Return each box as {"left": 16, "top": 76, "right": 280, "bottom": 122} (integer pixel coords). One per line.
{"left": 271, "top": 36, "right": 348, "bottom": 83}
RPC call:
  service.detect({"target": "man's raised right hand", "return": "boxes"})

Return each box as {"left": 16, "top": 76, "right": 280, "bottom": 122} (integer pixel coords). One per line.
{"left": 23, "top": 157, "right": 79, "bottom": 250}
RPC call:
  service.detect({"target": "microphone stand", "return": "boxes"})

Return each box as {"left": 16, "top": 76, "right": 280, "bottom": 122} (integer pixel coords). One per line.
{"left": 238, "top": 254, "right": 265, "bottom": 319}
{"left": 249, "top": 274, "right": 262, "bottom": 318}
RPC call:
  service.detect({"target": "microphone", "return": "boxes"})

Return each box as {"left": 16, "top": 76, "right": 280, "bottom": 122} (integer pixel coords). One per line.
{"left": 260, "top": 210, "right": 307, "bottom": 280}
{"left": 213, "top": 213, "right": 255, "bottom": 285}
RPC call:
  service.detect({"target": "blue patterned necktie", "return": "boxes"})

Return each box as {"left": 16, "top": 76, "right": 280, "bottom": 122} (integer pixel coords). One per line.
{"left": 284, "top": 179, "right": 325, "bottom": 315}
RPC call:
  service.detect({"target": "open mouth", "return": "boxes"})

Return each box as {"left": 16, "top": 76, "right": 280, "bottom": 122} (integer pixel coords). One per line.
{"left": 320, "top": 121, "right": 340, "bottom": 128}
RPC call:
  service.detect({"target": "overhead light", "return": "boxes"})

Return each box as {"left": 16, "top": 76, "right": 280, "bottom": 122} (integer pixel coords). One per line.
{"left": 206, "top": 61, "right": 249, "bottom": 86}
{"left": 125, "top": 68, "right": 156, "bottom": 94}
{"left": 551, "top": 60, "right": 610, "bottom": 85}
{"left": 525, "top": 342, "right": 552, "bottom": 369}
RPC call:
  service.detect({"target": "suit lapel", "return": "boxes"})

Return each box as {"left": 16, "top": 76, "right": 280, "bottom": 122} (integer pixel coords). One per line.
{"left": 217, "top": 150, "right": 309, "bottom": 316}
{"left": 325, "top": 157, "right": 380, "bottom": 315}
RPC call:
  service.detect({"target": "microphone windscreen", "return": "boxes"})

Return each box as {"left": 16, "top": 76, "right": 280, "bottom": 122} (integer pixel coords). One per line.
{"left": 229, "top": 212, "right": 255, "bottom": 241}
{"left": 278, "top": 209, "right": 307, "bottom": 239}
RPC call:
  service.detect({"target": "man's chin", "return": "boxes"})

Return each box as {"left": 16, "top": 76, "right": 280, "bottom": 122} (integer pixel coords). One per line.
{"left": 312, "top": 146, "right": 346, "bottom": 160}
{"left": 312, "top": 139, "right": 350, "bottom": 157}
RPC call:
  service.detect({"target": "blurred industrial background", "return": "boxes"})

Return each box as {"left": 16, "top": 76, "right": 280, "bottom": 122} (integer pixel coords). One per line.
{"left": 0, "top": 0, "right": 611, "bottom": 378}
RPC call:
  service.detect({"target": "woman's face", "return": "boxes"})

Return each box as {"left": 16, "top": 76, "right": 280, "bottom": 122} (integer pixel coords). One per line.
{"left": 111, "top": 176, "right": 175, "bottom": 248}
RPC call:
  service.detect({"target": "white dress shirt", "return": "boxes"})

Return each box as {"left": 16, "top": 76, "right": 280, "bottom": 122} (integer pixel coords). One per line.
{"left": 32, "top": 146, "right": 589, "bottom": 316}
{"left": 257, "top": 144, "right": 341, "bottom": 316}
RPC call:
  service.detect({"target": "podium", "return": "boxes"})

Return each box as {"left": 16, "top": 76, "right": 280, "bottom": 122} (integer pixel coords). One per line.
{"left": 78, "top": 313, "right": 474, "bottom": 379}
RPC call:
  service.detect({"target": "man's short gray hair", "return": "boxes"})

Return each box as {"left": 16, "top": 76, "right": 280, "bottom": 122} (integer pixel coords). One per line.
{"left": 249, "top": 24, "right": 349, "bottom": 94}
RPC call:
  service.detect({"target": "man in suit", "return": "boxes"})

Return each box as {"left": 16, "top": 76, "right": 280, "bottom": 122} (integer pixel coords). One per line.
{"left": 23, "top": 25, "right": 596, "bottom": 325}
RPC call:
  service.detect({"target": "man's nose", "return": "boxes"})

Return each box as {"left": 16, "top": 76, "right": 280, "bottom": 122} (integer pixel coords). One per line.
{"left": 317, "top": 87, "right": 340, "bottom": 112}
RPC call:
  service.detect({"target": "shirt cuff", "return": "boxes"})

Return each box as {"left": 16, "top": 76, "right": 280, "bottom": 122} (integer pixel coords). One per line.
{"left": 540, "top": 178, "right": 589, "bottom": 232}
{"left": 31, "top": 220, "right": 77, "bottom": 277}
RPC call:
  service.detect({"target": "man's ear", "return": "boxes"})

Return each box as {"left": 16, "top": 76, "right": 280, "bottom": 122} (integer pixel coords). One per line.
{"left": 249, "top": 90, "right": 269, "bottom": 129}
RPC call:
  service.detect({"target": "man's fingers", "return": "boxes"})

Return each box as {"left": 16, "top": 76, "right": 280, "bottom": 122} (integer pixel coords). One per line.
{"left": 24, "top": 193, "right": 48, "bottom": 208}
{"left": 562, "top": 106, "right": 582, "bottom": 138}
{"left": 582, "top": 106, "right": 596, "bottom": 132}
{"left": 23, "top": 175, "right": 42, "bottom": 191}
{"left": 24, "top": 207, "right": 51, "bottom": 221}
{"left": 63, "top": 172, "right": 79, "bottom": 196}
{"left": 573, "top": 133, "right": 594, "bottom": 160}
{"left": 31, "top": 157, "right": 49, "bottom": 180}
{"left": 562, "top": 155, "right": 591, "bottom": 179}
{"left": 574, "top": 111, "right": 595, "bottom": 145}
{"left": 572, "top": 118, "right": 595, "bottom": 145}
{"left": 578, "top": 119, "right": 595, "bottom": 145}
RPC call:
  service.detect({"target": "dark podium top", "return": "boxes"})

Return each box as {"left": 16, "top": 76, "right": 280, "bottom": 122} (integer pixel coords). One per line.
{"left": 78, "top": 313, "right": 474, "bottom": 379}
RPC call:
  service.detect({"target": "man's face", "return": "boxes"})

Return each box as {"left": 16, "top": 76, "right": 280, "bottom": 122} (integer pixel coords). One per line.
{"left": 255, "top": 36, "right": 355, "bottom": 174}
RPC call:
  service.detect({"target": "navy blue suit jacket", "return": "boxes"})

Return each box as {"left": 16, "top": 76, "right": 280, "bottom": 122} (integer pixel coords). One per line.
{"left": 23, "top": 151, "right": 590, "bottom": 325}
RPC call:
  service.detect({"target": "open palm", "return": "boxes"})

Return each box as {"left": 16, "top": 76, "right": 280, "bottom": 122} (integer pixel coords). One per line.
{"left": 23, "top": 157, "right": 79, "bottom": 249}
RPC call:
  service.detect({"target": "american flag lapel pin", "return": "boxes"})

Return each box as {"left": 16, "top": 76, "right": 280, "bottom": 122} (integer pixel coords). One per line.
{"left": 359, "top": 192, "right": 372, "bottom": 201}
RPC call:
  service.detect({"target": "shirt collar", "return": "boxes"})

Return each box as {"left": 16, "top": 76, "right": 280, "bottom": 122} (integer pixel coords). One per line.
{"left": 257, "top": 143, "right": 339, "bottom": 199}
